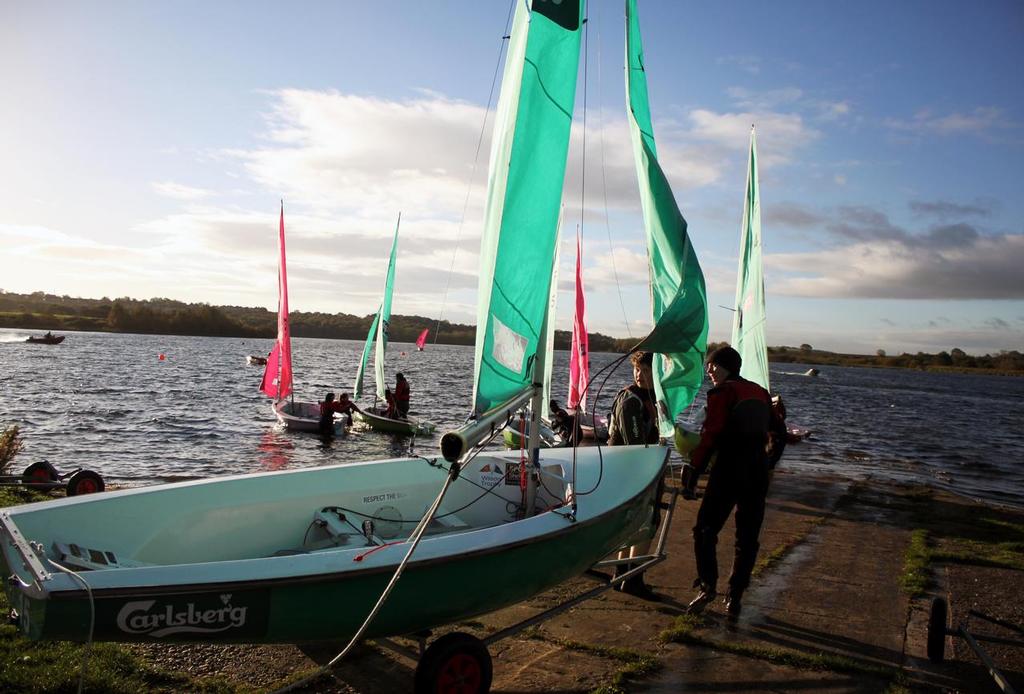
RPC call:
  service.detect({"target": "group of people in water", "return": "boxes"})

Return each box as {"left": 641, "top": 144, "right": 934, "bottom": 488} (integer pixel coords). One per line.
{"left": 318, "top": 372, "right": 411, "bottom": 435}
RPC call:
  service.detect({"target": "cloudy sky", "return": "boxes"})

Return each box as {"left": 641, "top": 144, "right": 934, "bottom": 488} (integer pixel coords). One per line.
{"left": 2, "top": 1, "right": 1022, "bottom": 355}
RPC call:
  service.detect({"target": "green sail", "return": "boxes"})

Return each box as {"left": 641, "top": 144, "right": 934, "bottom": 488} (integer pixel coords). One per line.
{"left": 625, "top": 0, "right": 709, "bottom": 435}
{"left": 354, "top": 216, "right": 401, "bottom": 401}
{"left": 353, "top": 310, "right": 379, "bottom": 400}
{"left": 731, "top": 128, "right": 770, "bottom": 391}
{"left": 471, "top": 0, "right": 584, "bottom": 416}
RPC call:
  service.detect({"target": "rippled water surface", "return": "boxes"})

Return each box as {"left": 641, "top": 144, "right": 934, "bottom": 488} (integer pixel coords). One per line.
{"left": 2, "top": 329, "right": 1022, "bottom": 508}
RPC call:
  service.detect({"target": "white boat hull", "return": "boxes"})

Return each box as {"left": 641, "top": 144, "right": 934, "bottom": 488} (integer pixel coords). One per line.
{"left": 273, "top": 400, "right": 346, "bottom": 435}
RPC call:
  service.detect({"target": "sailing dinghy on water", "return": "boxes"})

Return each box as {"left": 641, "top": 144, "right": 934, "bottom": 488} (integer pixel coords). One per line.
{"left": 731, "top": 128, "right": 810, "bottom": 443}
{"left": 415, "top": 328, "right": 429, "bottom": 351}
{"left": 260, "top": 204, "right": 343, "bottom": 435}
{"left": 568, "top": 230, "right": 608, "bottom": 441}
{"left": 0, "top": 5, "right": 670, "bottom": 691}
{"left": 352, "top": 215, "right": 436, "bottom": 437}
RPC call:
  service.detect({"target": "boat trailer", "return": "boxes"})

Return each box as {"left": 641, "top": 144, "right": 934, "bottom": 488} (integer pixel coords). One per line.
{"left": 373, "top": 480, "right": 681, "bottom": 694}
{"left": 928, "top": 596, "right": 1024, "bottom": 694}
{"left": 0, "top": 460, "right": 105, "bottom": 496}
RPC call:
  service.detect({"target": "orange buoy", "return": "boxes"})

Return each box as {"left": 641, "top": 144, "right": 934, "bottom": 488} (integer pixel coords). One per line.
{"left": 159, "top": 354, "right": 166, "bottom": 360}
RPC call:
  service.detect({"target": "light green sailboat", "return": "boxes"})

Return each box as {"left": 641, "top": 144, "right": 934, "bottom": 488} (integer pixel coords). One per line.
{"left": 352, "top": 215, "right": 435, "bottom": 437}
{"left": 1, "top": 4, "right": 667, "bottom": 680}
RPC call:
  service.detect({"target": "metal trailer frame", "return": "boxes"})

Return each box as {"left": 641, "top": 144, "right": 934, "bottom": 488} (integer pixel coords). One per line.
{"left": 928, "top": 597, "right": 1024, "bottom": 694}
{"left": 373, "top": 482, "right": 681, "bottom": 691}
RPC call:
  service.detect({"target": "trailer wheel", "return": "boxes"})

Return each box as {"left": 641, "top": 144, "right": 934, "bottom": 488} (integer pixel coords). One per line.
{"left": 66, "top": 470, "right": 105, "bottom": 496}
{"left": 414, "top": 632, "right": 492, "bottom": 694}
{"left": 927, "top": 597, "right": 948, "bottom": 663}
{"left": 22, "top": 461, "right": 59, "bottom": 485}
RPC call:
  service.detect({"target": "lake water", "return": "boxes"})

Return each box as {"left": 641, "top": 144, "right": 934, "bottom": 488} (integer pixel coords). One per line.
{"left": 1, "top": 328, "right": 1022, "bottom": 508}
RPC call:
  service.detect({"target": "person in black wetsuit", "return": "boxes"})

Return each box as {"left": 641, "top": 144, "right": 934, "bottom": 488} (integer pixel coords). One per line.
{"left": 394, "top": 373, "right": 410, "bottom": 419}
{"left": 684, "top": 346, "right": 783, "bottom": 619}
{"left": 549, "top": 399, "right": 583, "bottom": 447}
{"left": 319, "top": 392, "right": 342, "bottom": 435}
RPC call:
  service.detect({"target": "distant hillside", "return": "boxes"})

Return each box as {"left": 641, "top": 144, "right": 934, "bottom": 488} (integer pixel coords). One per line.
{"left": 0, "top": 290, "right": 624, "bottom": 351}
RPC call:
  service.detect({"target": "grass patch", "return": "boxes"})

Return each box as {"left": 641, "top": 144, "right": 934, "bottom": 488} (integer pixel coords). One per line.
{"left": 660, "top": 614, "right": 895, "bottom": 679}
{"left": 0, "top": 591, "right": 245, "bottom": 693}
{"left": 901, "top": 529, "right": 932, "bottom": 598}
{"left": 752, "top": 515, "right": 828, "bottom": 578}
{"left": 0, "top": 489, "right": 248, "bottom": 693}
{"left": 524, "top": 631, "right": 660, "bottom": 694}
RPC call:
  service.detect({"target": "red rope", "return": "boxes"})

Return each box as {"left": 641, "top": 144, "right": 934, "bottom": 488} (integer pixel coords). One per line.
{"left": 353, "top": 541, "right": 404, "bottom": 562}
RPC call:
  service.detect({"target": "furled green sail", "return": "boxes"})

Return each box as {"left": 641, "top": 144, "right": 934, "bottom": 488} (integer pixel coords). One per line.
{"left": 472, "top": 0, "right": 585, "bottom": 416}
{"left": 731, "top": 127, "right": 770, "bottom": 391}
{"left": 625, "top": 0, "right": 709, "bottom": 435}
{"left": 354, "top": 215, "right": 401, "bottom": 401}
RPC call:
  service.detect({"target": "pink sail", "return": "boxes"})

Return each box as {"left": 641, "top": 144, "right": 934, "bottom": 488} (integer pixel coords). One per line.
{"left": 415, "top": 328, "right": 429, "bottom": 350}
{"left": 568, "top": 228, "right": 589, "bottom": 412}
{"left": 260, "top": 203, "right": 293, "bottom": 400}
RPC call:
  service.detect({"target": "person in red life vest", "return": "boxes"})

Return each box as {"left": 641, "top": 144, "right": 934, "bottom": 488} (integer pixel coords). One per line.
{"left": 394, "top": 372, "right": 411, "bottom": 419}
{"left": 335, "top": 392, "right": 361, "bottom": 426}
{"left": 319, "top": 392, "right": 343, "bottom": 435}
{"left": 607, "top": 350, "right": 660, "bottom": 599}
{"left": 684, "top": 345, "right": 783, "bottom": 620}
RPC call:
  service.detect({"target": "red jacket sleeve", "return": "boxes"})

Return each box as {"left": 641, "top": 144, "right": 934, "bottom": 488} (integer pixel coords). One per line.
{"left": 690, "top": 386, "right": 733, "bottom": 474}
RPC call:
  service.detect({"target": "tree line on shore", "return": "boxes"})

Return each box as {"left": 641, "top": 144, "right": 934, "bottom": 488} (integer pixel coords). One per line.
{"left": 4, "top": 291, "right": 1021, "bottom": 373}
{"left": 0, "top": 290, "right": 625, "bottom": 351}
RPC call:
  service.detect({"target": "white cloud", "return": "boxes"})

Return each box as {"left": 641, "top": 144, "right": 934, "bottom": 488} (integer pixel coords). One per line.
{"left": 769, "top": 234, "right": 1024, "bottom": 300}
{"left": 151, "top": 181, "right": 215, "bottom": 200}
{"left": 884, "top": 107, "right": 1016, "bottom": 137}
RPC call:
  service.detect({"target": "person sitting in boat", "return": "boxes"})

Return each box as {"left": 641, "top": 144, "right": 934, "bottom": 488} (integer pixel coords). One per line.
{"left": 319, "top": 392, "right": 344, "bottom": 435}
{"left": 394, "top": 373, "right": 411, "bottom": 418}
{"left": 383, "top": 388, "right": 399, "bottom": 419}
{"left": 336, "top": 393, "right": 362, "bottom": 425}
{"left": 549, "top": 399, "right": 582, "bottom": 447}
{"left": 44, "top": 331, "right": 54, "bottom": 340}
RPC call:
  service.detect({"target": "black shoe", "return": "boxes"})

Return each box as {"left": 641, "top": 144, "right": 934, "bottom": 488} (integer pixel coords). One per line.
{"left": 686, "top": 587, "right": 717, "bottom": 614}
{"left": 620, "top": 576, "right": 657, "bottom": 600}
{"left": 724, "top": 594, "right": 742, "bottom": 620}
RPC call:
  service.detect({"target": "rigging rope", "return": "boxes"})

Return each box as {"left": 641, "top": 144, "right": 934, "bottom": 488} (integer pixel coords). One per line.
{"left": 432, "top": 0, "right": 517, "bottom": 345}
{"left": 595, "top": 3, "right": 632, "bottom": 338}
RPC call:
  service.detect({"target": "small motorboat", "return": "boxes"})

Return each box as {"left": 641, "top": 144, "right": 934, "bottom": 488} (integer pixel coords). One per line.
{"left": 803, "top": 368, "right": 820, "bottom": 377}
{"left": 26, "top": 333, "right": 65, "bottom": 345}
{"left": 247, "top": 355, "right": 268, "bottom": 366}
{"left": 786, "top": 424, "right": 812, "bottom": 443}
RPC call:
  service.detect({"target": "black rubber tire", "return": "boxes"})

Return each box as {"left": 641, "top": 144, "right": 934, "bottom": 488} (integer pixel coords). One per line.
{"left": 66, "top": 470, "right": 105, "bottom": 496}
{"left": 22, "top": 461, "right": 59, "bottom": 485}
{"left": 414, "top": 632, "right": 493, "bottom": 694}
{"left": 927, "top": 597, "right": 948, "bottom": 663}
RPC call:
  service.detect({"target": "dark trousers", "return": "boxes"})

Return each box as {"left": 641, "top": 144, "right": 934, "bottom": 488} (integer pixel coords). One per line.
{"left": 692, "top": 460, "right": 769, "bottom": 597}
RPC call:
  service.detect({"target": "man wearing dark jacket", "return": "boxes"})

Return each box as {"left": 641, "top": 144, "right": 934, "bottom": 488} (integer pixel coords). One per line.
{"left": 685, "top": 346, "right": 782, "bottom": 619}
